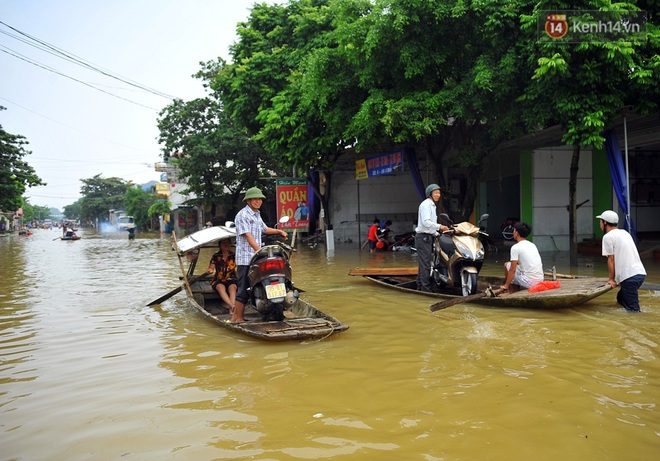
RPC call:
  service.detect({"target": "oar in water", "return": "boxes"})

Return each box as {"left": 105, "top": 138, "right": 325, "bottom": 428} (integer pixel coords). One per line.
{"left": 146, "top": 272, "right": 209, "bottom": 306}
{"left": 429, "top": 287, "right": 505, "bottom": 312}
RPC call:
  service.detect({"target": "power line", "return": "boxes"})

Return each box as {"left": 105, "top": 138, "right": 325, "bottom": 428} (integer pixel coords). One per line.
{"left": 0, "top": 45, "right": 160, "bottom": 111}
{"left": 0, "top": 20, "right": 178, "bottom": 100}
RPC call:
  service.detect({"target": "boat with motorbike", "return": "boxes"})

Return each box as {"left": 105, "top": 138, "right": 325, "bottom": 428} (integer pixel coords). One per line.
{"left": 431, "top": 212, "right": 490, "bottom": 295}
{"left": 165, "top": 222, "right": 348, "bottom": 341}
{"left": 347, "top": 266, "right": 612, "bottom": 310}
{"left": 246, "top": 229, "right": 300, "bottom": 321}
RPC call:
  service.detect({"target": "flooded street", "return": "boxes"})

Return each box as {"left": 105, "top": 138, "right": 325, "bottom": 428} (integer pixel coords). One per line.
{"left": 2, "top": 229, "right": 660, "bottom": 461}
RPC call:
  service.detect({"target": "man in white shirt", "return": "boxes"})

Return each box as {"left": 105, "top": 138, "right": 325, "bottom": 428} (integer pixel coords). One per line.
{"left": 597, "top": 210, "right": 646, "bottom": 312}
{"left": 415, "top": 184, "right": 449, "bottom": 292}
{"left": 501, "top": 222, "right": 544, "bottom": 293}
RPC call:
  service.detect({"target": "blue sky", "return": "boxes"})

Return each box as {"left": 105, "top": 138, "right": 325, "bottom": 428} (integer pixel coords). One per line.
{"left": 1, "top": 0, "right": 276, "bottom": 211}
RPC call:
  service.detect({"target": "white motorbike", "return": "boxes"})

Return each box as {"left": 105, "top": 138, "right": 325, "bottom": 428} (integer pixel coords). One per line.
{"left": 431, "top": 213, "right": 490, "bottom": 296}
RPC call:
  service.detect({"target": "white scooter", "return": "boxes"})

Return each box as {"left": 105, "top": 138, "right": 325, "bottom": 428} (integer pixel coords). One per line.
{"left": 431, "top": 213, "right": 490, "bottom": 296}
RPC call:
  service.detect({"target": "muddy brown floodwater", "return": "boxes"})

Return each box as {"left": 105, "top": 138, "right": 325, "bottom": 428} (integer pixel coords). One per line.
{"left": 1, "top": 228, "right": 659, "bottom": 460}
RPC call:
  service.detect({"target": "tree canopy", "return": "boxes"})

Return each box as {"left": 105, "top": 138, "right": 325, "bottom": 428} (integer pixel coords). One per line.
{"left": 157, "top": 62, "right": 289, "bottom": 218}
{"left": 521, "top": 1, "right": 660, "bottom": 148}
{"left": 124, "top": 186, "right": 159, "bottom": 231}
{"left": 160, "top": 0, "right": 660, "bottom": 226}
{"left": 79, "top": 175, "right": 130, "bottom": 223}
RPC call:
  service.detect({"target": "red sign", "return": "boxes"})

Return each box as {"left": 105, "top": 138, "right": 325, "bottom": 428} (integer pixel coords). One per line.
{"left": 276, "top": 179, "right": 309, "bottom": 232}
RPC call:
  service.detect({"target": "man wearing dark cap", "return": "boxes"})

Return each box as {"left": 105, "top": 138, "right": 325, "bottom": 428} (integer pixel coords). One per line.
{"left": 415, "top": 184, "right": 449, "bottom": 292}
{"left": 597, "top": 210, "right": 646, "bottom": 312}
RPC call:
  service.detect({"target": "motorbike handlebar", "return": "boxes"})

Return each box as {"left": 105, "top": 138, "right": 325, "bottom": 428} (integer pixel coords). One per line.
{"left": 277, "top": 241, "right": 296, "bottom": 253}
{"left": 261, "top": 237, "right": 296, "bottom": 254}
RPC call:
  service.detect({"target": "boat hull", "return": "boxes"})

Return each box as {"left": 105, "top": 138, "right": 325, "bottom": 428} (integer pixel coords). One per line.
{"left": 354, "top": 270, "right": 611, "bottom": 309}
{"left": 186, "top": 277, "right": 349, "bottom": 341}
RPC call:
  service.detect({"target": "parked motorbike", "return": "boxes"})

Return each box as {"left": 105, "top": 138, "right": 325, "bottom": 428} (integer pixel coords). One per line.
{"left": 247, "top": 218, "right": 299, "bottom": 321}
{"left": 391, "top": 231, "right": 415, "bottom": 252}
{"left": 431, "top": 213, "right": 490, "bottom": 296}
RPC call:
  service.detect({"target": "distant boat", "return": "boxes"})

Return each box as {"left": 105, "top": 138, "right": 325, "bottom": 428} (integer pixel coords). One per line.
{"left": 60, "top": 235, "right": 81, "bottom": 241}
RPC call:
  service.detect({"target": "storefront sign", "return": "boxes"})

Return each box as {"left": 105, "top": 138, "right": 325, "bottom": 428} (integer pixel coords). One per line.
{"left": 355, "top": 150, "right": 403, "bottom": 179}
{"left": 276, "top": 179, "right": 309, "bottom": 232}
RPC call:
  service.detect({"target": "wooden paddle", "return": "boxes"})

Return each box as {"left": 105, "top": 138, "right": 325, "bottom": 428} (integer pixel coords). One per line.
{"left": 429, "top": 287, "right": 505, "bottom": 312}
{"left": 146, "top": 272, "right": 209, "bottom": 306}
{"left": 348, "top": 267, "right": 418, "bottom": 276}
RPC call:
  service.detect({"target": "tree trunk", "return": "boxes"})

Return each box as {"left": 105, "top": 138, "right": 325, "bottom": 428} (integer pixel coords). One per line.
{"left": 458, "top": 165, "right": 479, "bottom": 222}
{"left": 569, "top": 145, "right": 580, "bottom": 266}
{"left": 307, "top": 170, "right": 332, "bottom": 231}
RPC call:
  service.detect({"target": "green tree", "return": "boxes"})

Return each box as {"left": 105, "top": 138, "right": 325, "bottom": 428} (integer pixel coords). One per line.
{"left": 148, "top": 199, "right": 171, "bottom": 230}
{"left": 301, "top": 0, "right": 537, "bottom": 221}
{"left": 217, "top": 0, "right": 536, "bottom": 223}
{"left": 157, "top": 94, "right": 283, "bottom": 219}
{"left": 213, "top": 0, "right": 342, "bottom": 225}
{"left": 520, "top": 1, "right": 660, "bottom": 262}
{"left": 0, "top": 107, "right": 45, "bottom": 212}
{"left": 19, "top": 200, "right": 50, "bottom": 223}
{"left": 79, "top": 175, "right": 129, "bottom": 223}
{"left": 63, "top": 199, "right": 83, "bottom": 221}
{"left": 124, "top": 185, "right": 157, "bottom": 231}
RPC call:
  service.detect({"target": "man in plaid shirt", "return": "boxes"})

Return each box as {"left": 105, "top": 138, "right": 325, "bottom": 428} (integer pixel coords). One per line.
{"left": 231, "top": 187, "right": 288, "bottom": 323}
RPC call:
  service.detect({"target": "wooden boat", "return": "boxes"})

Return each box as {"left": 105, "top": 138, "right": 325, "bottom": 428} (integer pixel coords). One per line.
{"left": 171, "top": 226, "right": 349, "bottom": 341}
{"left": 348, "top": 267, "right": 612, "bottom": 309}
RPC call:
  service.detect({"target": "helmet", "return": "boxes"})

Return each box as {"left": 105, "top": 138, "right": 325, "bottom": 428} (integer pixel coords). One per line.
{"left": 596, "top": 210, "right": 619, "bottom": 224}
{"left": 425, "top": 183, "right": 441, "bottom": 197}
{"left": 376, "top": 241, "right": 385, "bottom": 249}
{"left": 243, "top": 187, "right": 266, "bottom": 201}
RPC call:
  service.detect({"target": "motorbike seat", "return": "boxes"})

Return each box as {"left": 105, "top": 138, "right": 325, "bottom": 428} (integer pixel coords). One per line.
{"left": 439, "top": 234, "right": 455, "bottom": 256}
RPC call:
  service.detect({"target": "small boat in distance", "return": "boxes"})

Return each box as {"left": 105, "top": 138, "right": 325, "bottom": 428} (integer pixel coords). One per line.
{"left": 348, "top": 267, "right": 611, "bottom": 309}
{"left": 164, "top": 225, "right": 348, "bottom": 341}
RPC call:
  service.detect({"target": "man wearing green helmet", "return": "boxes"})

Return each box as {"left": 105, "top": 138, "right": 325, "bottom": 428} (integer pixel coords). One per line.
{"left": 415, "top": 184, "right": 449, "bottom": 292}
{"left": 231, "top": 187, "right": 288, "bottom": 323}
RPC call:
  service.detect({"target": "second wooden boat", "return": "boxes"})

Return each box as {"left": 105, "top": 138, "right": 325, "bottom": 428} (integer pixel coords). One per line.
{"left": 349, "top": 267, "right": 611, "bottom": 309}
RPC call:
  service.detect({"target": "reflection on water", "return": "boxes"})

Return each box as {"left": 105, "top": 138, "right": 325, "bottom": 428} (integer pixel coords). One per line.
{"left": 1, "top": 229, "right": 659, "bottom": 460}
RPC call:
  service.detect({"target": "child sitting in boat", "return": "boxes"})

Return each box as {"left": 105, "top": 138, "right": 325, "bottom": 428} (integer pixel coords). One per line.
{"left": 207, "top": 238, "right": 238, "bottom": 312}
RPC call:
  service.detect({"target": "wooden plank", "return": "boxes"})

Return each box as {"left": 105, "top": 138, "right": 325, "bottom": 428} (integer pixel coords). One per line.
{"left": 348, "top": 267, "right": 418, "bottom": 276}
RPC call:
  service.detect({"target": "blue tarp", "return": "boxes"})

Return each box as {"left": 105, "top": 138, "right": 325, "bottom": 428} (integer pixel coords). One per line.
{"left": 603, "top": 129, "right": 637, "bottom": 241}
{"left": 404, "top": 148, "right": 426, "bottom": 201}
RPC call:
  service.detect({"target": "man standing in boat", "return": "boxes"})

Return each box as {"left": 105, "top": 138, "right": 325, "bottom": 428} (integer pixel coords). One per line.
{"left": 597, "top": 210, "right": 646, "bottom": 312}
{"left": 415, "top": 184, "right": 449, "bottom": 292}
{"left": 501, "top": 222, "right": 544, "bottom": 293}
{"left": 230, "top": 187, "right": 288, "bottom": 323}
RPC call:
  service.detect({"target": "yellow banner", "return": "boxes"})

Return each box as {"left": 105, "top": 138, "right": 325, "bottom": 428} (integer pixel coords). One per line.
{"left": 355, "top": 159, "right": 368, "bottom": 180}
